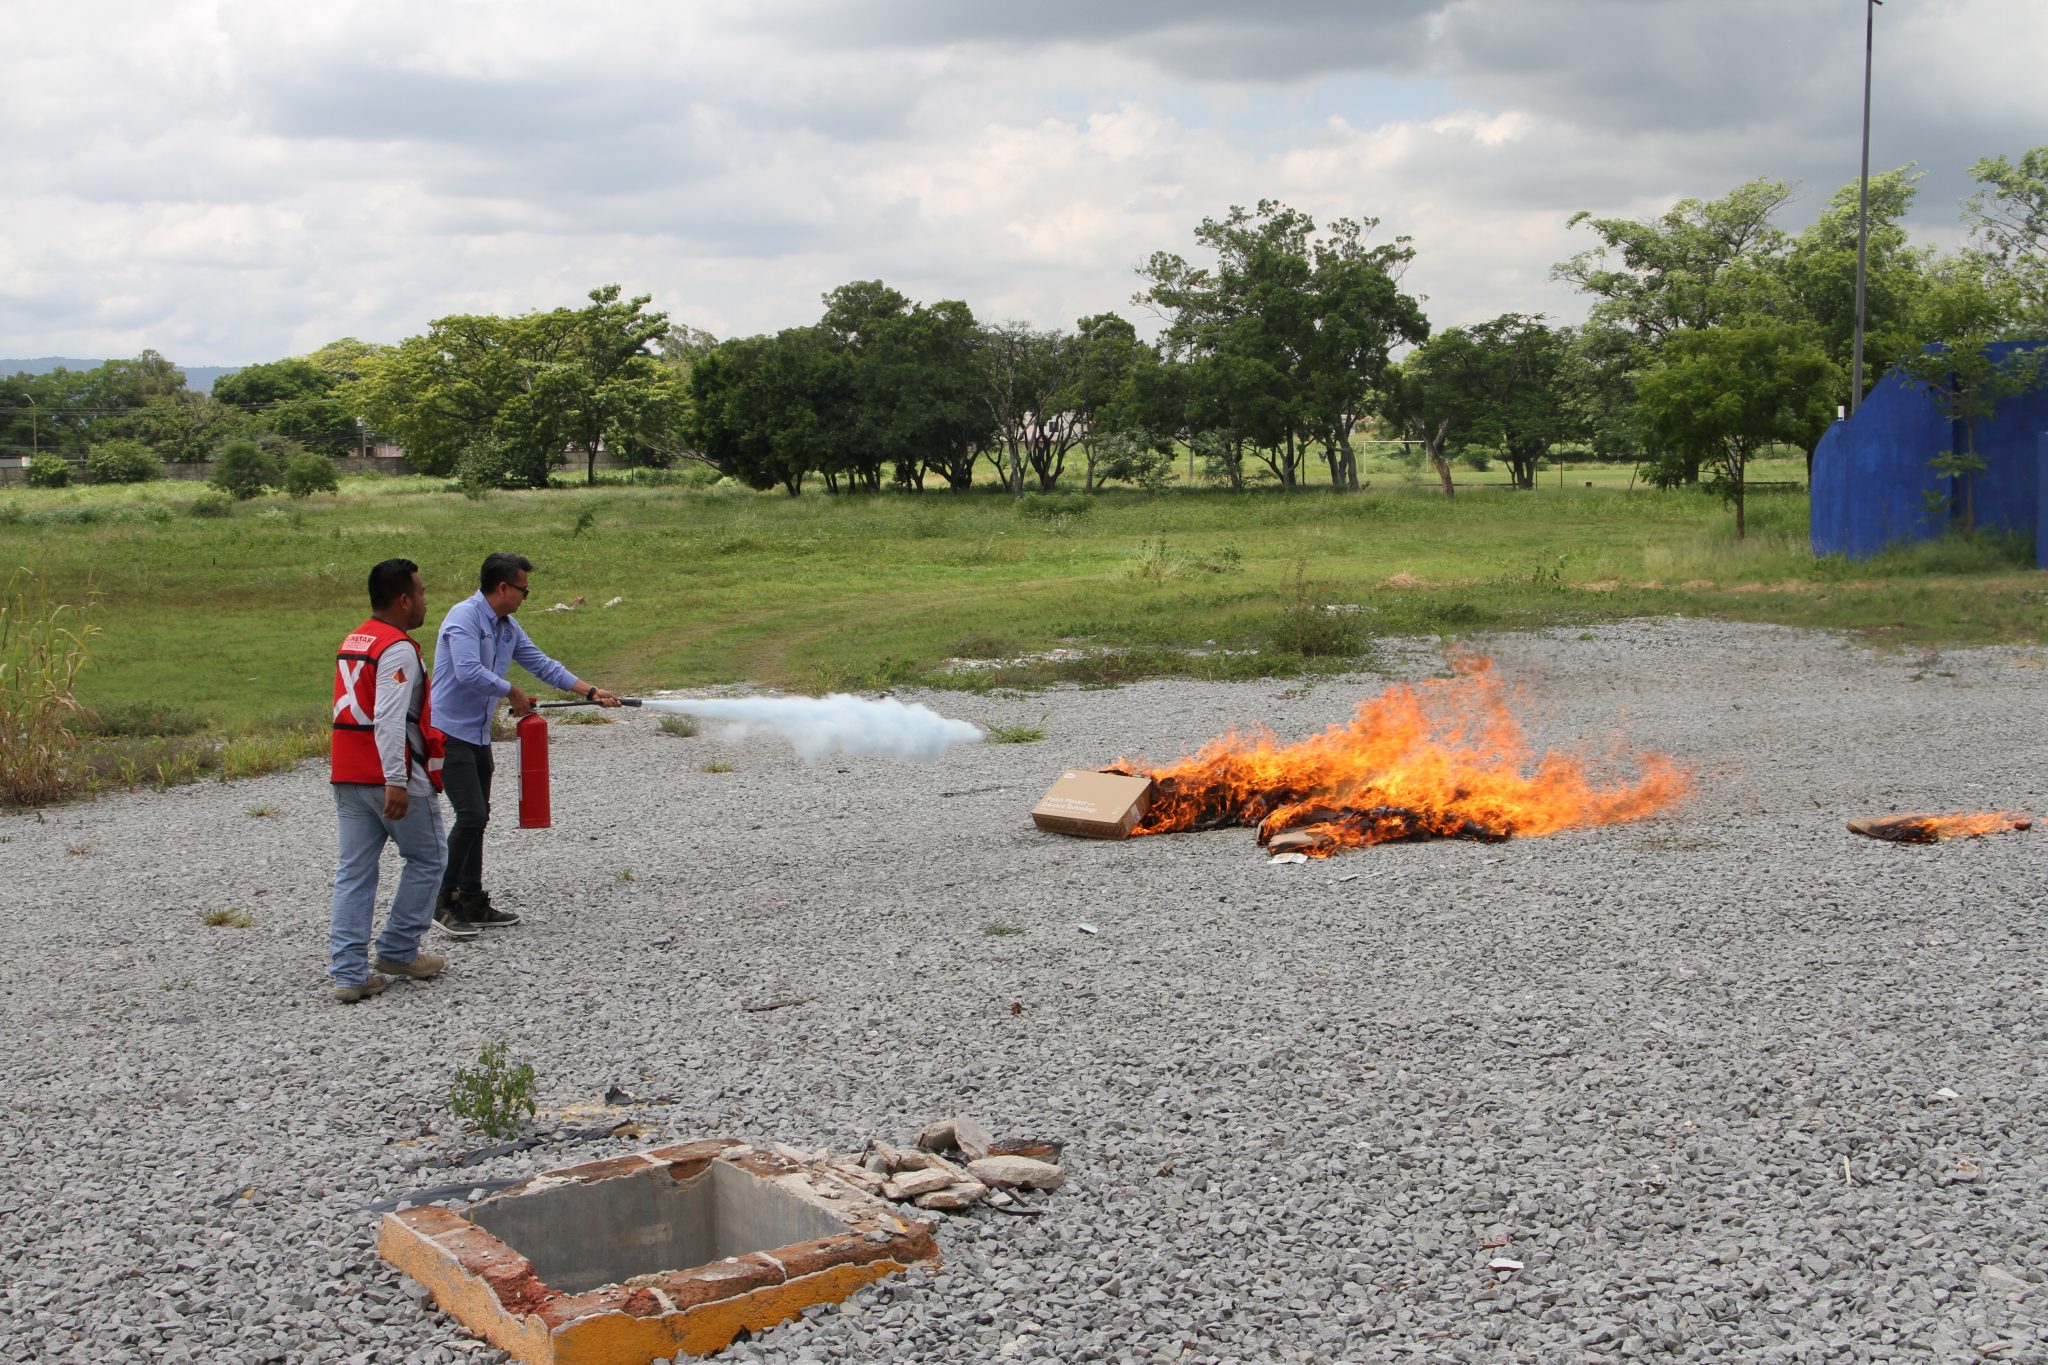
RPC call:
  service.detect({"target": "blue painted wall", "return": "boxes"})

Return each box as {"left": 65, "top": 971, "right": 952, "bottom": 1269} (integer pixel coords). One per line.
{"left": 1810, "top": 340, "right": 2048, "bottom": 562}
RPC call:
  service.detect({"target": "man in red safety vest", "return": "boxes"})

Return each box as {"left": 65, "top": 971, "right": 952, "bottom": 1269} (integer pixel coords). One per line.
{"left": 328, "top": 558, "right": 451, "bottom": 1003}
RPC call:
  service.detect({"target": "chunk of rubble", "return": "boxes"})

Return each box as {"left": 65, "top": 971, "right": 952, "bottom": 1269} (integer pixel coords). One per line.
{"left": 967, "top": 1156, "right": 1066, "bottom": 1191}
{"left": 882, "top": 1167, "right": 956, "bottom": 1200}
{"left": 916, "top": 1114, "right": 993, "bottom": 1161}
{"left": 915, "top": 1182, "right": 989, "bottom": 1211}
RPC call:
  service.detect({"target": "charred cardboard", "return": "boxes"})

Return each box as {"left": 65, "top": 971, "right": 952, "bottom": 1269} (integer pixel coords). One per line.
{"left": 1031, "top": 770, "right": 1154, "bottom": 840}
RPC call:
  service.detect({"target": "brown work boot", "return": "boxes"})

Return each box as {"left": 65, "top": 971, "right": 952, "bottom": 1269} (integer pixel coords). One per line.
{"left": 371, "top": 951, "right": 445, "bottom": 979}
{"left": 333, "top": 974, "right": 391, "bottom": 1004}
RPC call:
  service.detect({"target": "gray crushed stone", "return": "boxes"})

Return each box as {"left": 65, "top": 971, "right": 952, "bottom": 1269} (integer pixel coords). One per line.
{"left": 5, "top": 617, "right": 2048, "bottom": 1364}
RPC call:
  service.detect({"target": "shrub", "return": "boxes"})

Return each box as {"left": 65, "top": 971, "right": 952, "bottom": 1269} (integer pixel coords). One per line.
{"left": 24, "top": 454, "right": 74, "bottom": 489}
{"left": 189, "top": 489, "right": 235, "bottom": 518}
{"left": 1016, "top": 491, "right": 1094, "bottom": 521}
{"left": 448, "top": 1039, "right": 537, "bottom": 1139}
{"left": 281, "top": 452, "right": 340, "bottom": 498}
{"left": 86, "top": 439, "right": 164, "bottom": 485}
{"left": 457, "top": 436, "right": 553, "bottom": 492}
{"left": 1272, "top": 564, "right": 1365, "bottom": 658}
{"left": 0, "top": 570, "right": 98, "bottom": 807}
{"left": 211, "top": 439, "right": 280, "bottom": 500}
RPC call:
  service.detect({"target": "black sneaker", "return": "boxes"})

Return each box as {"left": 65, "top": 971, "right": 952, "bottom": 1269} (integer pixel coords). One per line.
{"left": 458, "top": 890, "right": 522, "bottom": 928}
{"left": 432, "top": 893, "right": 480, "bottom": 940}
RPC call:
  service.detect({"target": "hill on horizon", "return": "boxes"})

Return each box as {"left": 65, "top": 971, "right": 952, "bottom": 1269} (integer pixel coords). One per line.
{"left": 1, "top": 356, "right": 242, "bottom": 393}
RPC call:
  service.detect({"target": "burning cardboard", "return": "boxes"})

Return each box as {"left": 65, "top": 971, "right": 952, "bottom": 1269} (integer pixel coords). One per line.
{"left": 1848, "top": 812, "right": 2032, "bottom": 843}
{"left": 1106, "top": 654, "right": 1687, "bottom": 858}
{"left": 1031, "top": 770, "right": 1154, "bottom": 839}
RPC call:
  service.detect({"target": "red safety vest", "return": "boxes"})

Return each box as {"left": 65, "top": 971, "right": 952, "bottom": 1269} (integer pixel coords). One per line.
{"left": 331, "top": 617, "right": 445, "bottom": 790}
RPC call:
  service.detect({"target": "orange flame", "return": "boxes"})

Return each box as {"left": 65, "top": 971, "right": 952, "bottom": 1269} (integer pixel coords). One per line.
{"left": 1110, "top": 655, "right": 1689, "bottom": 856}
{"left": 1847, "top": 812, "right": 2032, "bottom": 843}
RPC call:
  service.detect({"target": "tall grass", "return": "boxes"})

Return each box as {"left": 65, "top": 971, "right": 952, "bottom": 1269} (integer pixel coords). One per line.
{"left": 0, "top": 570, "right": 98, "bottom": 806}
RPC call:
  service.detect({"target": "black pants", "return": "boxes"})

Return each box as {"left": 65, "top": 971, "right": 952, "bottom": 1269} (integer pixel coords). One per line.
{"left": 439, "top": 735, "right": 494, "bottom": 902}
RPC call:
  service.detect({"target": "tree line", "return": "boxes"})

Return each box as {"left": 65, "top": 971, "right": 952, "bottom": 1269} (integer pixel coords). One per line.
{"left": 7, "top": 148, "right": 2044, "bottom": 532}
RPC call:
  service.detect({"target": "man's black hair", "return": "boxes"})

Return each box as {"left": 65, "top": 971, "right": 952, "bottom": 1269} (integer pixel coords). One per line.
{"left": 368, "top": 558, "right": 420, "bottom": 611}
{"left": 481, "top": 552, "right": 534, "bottom": 594}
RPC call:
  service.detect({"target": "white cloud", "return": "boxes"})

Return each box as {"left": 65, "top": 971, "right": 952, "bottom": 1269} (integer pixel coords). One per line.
{"left": 0, "top": 0, "right": 2038, "bottom": 363}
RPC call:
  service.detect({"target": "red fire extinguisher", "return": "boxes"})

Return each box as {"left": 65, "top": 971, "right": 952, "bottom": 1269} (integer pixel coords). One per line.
{"left": 516, "top": 711, "right": 551, "bottom": 829}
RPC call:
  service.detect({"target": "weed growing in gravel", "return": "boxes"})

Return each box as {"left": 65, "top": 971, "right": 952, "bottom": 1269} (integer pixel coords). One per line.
{"left": 448, "top": 1039, "right": 537, "bottom": 1140}
{"left": 65, "top": 842, "right": 90, "bottom": 855}
{"left": 199, "top": 908, "right": 254, "bottom": 928}
{"left": 657, "top": 715, "right": 697, "bottom": 738}
{"left": 616, "top": 868, "right": 636, "bottom": 882}
{"left": 553, "top": 710, "right": 612, "bottom": 726}
{"left": 247, "top": 804, "right": 279, "bottom": 818}
{"left": 983, "top": 922, "right": 1024, "bottom": 937}
{"left": 701, "top": 759, "right": 735, "bottom": 773}
{"left": 985, "top": 718, "right": 1048, "bottom": 744}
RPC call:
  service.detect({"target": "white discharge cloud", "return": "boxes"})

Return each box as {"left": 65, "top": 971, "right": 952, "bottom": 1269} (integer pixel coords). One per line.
{"left": 641, "top": 695, "right": 982, "bottom": 763}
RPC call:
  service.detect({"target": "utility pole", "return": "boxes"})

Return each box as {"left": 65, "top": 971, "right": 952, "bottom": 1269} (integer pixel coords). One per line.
{"left": 1850, "top": 0, "right": 1882, "bottom": 414}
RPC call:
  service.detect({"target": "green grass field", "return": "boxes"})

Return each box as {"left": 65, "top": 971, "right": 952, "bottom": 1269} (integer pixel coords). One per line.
{"left": 3, "top": 455, "right": 2041, "bottom": 756}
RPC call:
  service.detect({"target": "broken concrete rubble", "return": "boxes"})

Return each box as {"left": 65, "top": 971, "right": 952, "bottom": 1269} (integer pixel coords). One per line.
{"left": 966, "top": 1156, "right": 1066, "bottom": 1191}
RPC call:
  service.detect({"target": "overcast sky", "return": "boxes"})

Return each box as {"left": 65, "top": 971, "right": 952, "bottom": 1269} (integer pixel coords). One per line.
{"left": 2, "top": 0, "right": 2041, "bottom": 365}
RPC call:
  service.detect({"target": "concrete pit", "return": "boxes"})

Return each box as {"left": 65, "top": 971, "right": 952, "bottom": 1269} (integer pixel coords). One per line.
{"left": 379, "top": 1140, "right": 940, "bottom": 1363}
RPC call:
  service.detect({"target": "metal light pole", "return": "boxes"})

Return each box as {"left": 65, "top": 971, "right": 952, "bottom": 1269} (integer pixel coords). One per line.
{"left": 1850, "top": 0, "right": 1882, "bottom": 414}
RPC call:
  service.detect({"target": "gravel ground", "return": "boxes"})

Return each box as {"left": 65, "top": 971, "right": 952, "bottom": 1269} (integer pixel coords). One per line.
{"left": 6, "top": 617, "right": 2048, "bottom": 1365}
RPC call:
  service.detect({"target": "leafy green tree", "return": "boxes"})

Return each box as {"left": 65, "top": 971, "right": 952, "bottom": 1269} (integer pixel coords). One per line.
{"left": 1783, "top": 169, "right": 1932, "bottom": 393}
{"left": 1434, "top": 314, "right": 1579, "bottom": 489}
{"left": 1963, "top": 146, "right": 2048, "bottom": 332}
{"left": 1884, "top": 256, "right": 2048, "bottom": 529}
{"left": 683, "top": 329, "right": 833, "bottom": 496}
{"left": 124, "top": 391, "right": 243, "bottom": 464}
{"left": 299, "top": 337, "right": 390, "bottom": 384}
{"left": 349, "top": 315, "right": 526, "bottom": 477}
{"left": 214, "top": 357, "right": 357, "bottom": 456}
{"left": 1139, "top": 200, "right": 1424, "bottom": 490}
{"left": 210, "top": 438, "right": 281, "bottom": 500}
{"left": 978, "top": 322, "right": 1086, "bottom": 492}
{"left": 1554, "top": 178, "right": 1795, "bottom": 344}
{"left": 1636, "top": 321, "right": 1839, "bottom": 538}
{"left": 85, "top": 438, "right": 162, "bottom": 484}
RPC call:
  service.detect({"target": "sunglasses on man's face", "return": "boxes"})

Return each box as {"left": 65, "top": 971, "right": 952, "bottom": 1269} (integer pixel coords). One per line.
{"left": 509, "top": 582, "right": 530, "bottom": 597}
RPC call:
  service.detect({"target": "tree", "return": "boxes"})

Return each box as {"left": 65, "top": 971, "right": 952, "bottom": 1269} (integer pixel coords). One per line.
{"left": 281, "top": 450, "right": 341, "bottom": 497}
{"left": 1784, "top": 169, "right": 1932, "bottom": 392}
{"left": 214, "top": 358, "right": 357, "bottom": 456}
{"left": 1636, "top": 321, "right": 1839, "bottom": 538}
{"left": 1138, "top": 200, "right": 1425, "bottom": 491}
{"left": 683, "top": 329, "right": 834, "bottom": 496}
{"left": 348, "top": 315, "right": 528, "bottom": 477}
{"left": 1963, "top": 146, "right": 2048, "bottom": 332}
{"left": 1554, "top": 178, "right": 1796, "bottom": 344}
{"left": 346, "top": 286, "right": 680, "bottom": 483}
{"left": 1433, "top": 314, "right": 1578, "bottom": 490}
{"left": 1885, "top": 257, "right": 2048, "bottom": 530}
{"left": 1386, "top": 334, "right": 1489, "bottom": 498}
{"left": 1965, "top": 147, "right": 2048, "bottom": 264}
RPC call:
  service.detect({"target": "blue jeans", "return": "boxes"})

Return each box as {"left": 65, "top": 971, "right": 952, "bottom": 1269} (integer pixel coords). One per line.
{"left": 330, "top": 783, "right": 446, "bottom": 986}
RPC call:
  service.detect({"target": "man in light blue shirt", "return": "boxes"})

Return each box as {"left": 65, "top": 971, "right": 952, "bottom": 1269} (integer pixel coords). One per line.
{"left": 430, "top": 552, "right": 619, "bottom": 935}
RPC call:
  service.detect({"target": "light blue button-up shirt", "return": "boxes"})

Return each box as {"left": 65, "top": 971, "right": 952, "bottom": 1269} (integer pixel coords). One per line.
{"left": 430, "top": 591, "right": 579, "bottom": 745}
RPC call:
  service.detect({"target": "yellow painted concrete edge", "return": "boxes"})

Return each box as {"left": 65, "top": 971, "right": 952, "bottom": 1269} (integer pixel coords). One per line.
{"left": 379, "top": 1214, "right": 555, "bottom": 1364}
{"left": 553, "top": 1258, "right": 924, "bottom": 1365}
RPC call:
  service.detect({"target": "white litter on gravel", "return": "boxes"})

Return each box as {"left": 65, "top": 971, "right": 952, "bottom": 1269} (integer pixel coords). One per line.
{"left": 5, "top": 618, "right": 2048, "bottom": 1364}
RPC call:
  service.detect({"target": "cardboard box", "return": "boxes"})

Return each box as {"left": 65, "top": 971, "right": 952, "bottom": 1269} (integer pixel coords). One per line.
{"left": 1031, "top": 770, "right": 1154, "bottom": 839}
